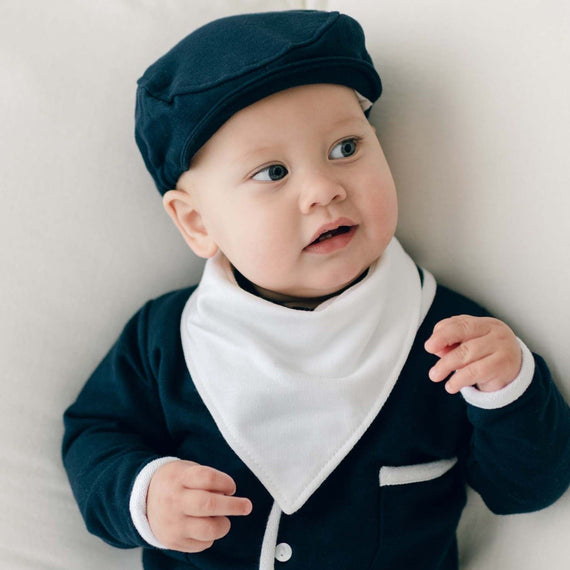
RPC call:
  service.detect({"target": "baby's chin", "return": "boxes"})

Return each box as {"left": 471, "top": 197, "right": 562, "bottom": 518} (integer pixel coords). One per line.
{"left": 252, "top": 268, "right": 371, "bottom": 306}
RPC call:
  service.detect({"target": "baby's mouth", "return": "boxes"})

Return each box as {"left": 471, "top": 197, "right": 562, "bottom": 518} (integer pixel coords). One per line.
{"left": 309, "top": 225, "right": 353, "bottom": 245}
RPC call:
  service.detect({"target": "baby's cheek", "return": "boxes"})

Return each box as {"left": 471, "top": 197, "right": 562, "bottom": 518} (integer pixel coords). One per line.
{"left": 368, "top": 196, "right": 397, "bottom": 246}
{"left": 239, "top": 246, "right": 289, "bottom": 291}
{"left": 363, "top": 175, "right": 397, "bottom": 225}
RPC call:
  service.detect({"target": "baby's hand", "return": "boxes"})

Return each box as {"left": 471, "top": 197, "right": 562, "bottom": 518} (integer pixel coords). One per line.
{"left": 146, "top": 460, "right": 252, "bottom": 553}
{"left": 424, "top": 315, "right": 522, "bottom": 394}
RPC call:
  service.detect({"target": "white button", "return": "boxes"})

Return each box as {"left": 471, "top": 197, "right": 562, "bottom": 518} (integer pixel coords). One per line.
{"left": 275, "top": 542, "right": 292, "bottom": 562}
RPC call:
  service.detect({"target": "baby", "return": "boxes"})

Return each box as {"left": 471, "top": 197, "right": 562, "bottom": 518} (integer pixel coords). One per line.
{"left": 62, "top": 10, "right": 570, "bottom": 570}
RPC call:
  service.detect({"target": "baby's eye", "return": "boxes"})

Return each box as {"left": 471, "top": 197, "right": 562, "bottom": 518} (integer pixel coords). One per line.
{"left": 329, "top": 138, "right": 359, "bottom": 159}
{"left": 252, "top": 164, "right": 288, "bottom": 181}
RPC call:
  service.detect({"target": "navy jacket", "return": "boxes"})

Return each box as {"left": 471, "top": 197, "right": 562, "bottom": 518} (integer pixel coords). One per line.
{"left": 62, "top": 283, "right": 570, "bottom": 569}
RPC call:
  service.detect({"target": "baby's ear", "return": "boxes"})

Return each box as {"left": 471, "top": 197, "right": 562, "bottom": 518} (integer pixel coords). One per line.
{"left": 162, "top": 189, "right": 218, "bottom": 258}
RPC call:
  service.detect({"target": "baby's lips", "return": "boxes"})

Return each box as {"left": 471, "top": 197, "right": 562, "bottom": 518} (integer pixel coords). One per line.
{"left": 305, "top": 216, "right": 357, "bottom": 247}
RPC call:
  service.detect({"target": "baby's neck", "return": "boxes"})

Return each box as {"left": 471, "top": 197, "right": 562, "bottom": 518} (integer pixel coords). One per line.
{"left": 232, "top": 267, "right": 369, "bottom": 311}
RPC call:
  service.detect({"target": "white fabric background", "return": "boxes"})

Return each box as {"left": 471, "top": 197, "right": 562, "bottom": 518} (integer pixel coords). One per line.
{"left": 1, "top": 0, "right": 568, "bottom": 568}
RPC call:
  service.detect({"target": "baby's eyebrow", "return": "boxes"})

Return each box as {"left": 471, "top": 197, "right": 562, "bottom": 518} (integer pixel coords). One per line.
{"left": 237, "top": 144, "right": 277, "bottom": 163}
{"left": 236, "top": 116, "right": 369, "bottom": 162}
{"left": 329, "top": 115, "right": 369, "bottom": 129}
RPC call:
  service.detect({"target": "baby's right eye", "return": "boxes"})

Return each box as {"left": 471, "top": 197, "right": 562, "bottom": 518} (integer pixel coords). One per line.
{"left": 252, "top": 164, "right": 288, "bottom": 181}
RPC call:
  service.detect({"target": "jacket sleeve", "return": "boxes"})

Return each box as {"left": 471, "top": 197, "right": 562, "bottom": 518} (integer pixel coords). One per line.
{"left": 462, "top": 347, "right": 570, "bottom": 515}
{"left": 62, "top": 300, "right": 175, "bottom": 549}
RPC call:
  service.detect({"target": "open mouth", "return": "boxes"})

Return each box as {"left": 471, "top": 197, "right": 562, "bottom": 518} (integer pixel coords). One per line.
{"left": 310, "top": 225, "right": 353, "bottom": 245}
{"left": 304, "top": 224, "right": 358, "bottom": 254}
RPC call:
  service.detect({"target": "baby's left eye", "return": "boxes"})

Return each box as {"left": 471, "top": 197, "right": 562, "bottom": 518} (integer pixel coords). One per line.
{"left": 329, "top": 138, "right": 359, "bottom": 159}
{"left": 252, "top": 164, "right": 289, "bottom": 182}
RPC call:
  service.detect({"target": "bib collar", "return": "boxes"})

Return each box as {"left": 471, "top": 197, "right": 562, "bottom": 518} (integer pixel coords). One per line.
{"left": 180, "top": 237, "right": 436, "bottom": 513}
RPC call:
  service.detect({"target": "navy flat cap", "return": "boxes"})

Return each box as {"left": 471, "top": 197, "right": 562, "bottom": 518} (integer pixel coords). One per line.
{"left": 135, "top": 10, "right": 382, "bottom": 195}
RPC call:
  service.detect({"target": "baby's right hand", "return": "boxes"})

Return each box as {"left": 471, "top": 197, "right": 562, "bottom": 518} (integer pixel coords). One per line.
{"left": 146, "top": 460, "right": 253, "bottom": 553}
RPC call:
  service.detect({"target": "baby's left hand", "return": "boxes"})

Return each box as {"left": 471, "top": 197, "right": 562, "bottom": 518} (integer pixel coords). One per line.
{"left": 424, "top": 315, "right": 522, "bottom": 394}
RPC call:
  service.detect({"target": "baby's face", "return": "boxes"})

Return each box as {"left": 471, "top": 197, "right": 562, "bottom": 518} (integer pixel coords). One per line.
{"left": 175, "top": 83, "right": 398, "bottom": 301}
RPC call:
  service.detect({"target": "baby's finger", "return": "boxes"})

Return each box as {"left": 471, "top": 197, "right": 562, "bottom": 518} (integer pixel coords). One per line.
{"left": 428, "top": 338, "right": 493, "bottom": 383}
{"left": 183, "top": 489, "right": 253, "bottom": 517}
{"left": 428, "top": 343, "right": 459, "bottom": 359}
{"left": 183, "top": 515, "right": 232, "bottom": 542}
{"left": 181, "top": 463, "right": 237, "bottom": 496}
{"left": 168, "top": 536, "right": 215, "bottom": 554}
{"left": 443, "top": 353, "right": 502, "bottom": 394}
{"left": 425, "top": 315, "right": 492, "bottom": 354}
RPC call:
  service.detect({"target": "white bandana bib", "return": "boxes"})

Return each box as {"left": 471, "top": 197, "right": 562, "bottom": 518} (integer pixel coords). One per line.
{"left": 180, "top": 237, "right": 436, "bottom": 514}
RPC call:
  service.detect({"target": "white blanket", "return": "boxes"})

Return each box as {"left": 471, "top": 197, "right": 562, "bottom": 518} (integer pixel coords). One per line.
{"left": 1, "top": 1, "right": 568, "bottom": 569}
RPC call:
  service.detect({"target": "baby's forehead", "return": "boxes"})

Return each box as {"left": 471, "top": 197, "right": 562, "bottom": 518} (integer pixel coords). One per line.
{"left": 193, "top": 84, "right": 369, "bottom": 162}
{"left": 224, "top": 83, "right": 367, "bottom": 127}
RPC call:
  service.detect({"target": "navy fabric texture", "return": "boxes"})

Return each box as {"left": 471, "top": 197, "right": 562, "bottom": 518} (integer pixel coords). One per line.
{"left": 62, "top": 285, "right": 570, "bottom": 569}
{"left": 134, "top": 10, "right": 382, "bottom": 194}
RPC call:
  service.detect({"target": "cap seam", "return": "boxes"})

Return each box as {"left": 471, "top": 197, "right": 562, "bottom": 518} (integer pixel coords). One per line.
{"left": 140, "top": 11, "right": 341, "bottom": 103}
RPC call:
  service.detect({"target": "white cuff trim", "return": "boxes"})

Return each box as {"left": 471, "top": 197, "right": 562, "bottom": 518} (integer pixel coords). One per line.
{"left": 129, "top": 456, "right": 180, "bottom": 549}
{"left": 460, "top": 337, "right": 535, "bottom": 410}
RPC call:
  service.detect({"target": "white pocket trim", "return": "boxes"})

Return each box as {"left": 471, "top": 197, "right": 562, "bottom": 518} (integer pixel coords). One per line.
{"left": 379, "top": 457, "right": 458, "bottom": 487}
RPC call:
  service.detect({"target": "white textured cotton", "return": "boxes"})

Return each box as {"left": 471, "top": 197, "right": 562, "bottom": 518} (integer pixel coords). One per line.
{"left": 379, "top": 457, "right": 458, "bottom": 487}
{"left": 129, "top": 456, "right": 179, "bottom": 548}
{"left": 180, "top": 237, "right": 435, "bottom": 514}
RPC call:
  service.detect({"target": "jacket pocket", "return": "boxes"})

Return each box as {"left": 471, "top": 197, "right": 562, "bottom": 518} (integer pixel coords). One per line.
{"left": 379, "top": 457, "right": 458, "bottom": 487}
{"left": 370, "top": 457, "right": 464, "bottom": 570}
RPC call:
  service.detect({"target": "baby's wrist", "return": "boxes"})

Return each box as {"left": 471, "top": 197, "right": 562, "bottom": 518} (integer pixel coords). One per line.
{"left": 460, "top": 338, "right": 534, "bottom": 409}
{"left": 129, "top": 456, "right": 180, "bottom": 548}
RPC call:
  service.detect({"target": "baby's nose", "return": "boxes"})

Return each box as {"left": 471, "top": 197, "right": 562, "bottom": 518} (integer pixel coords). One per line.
{"left": 298, "top": 171, "right": 347, "bottom": 212}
